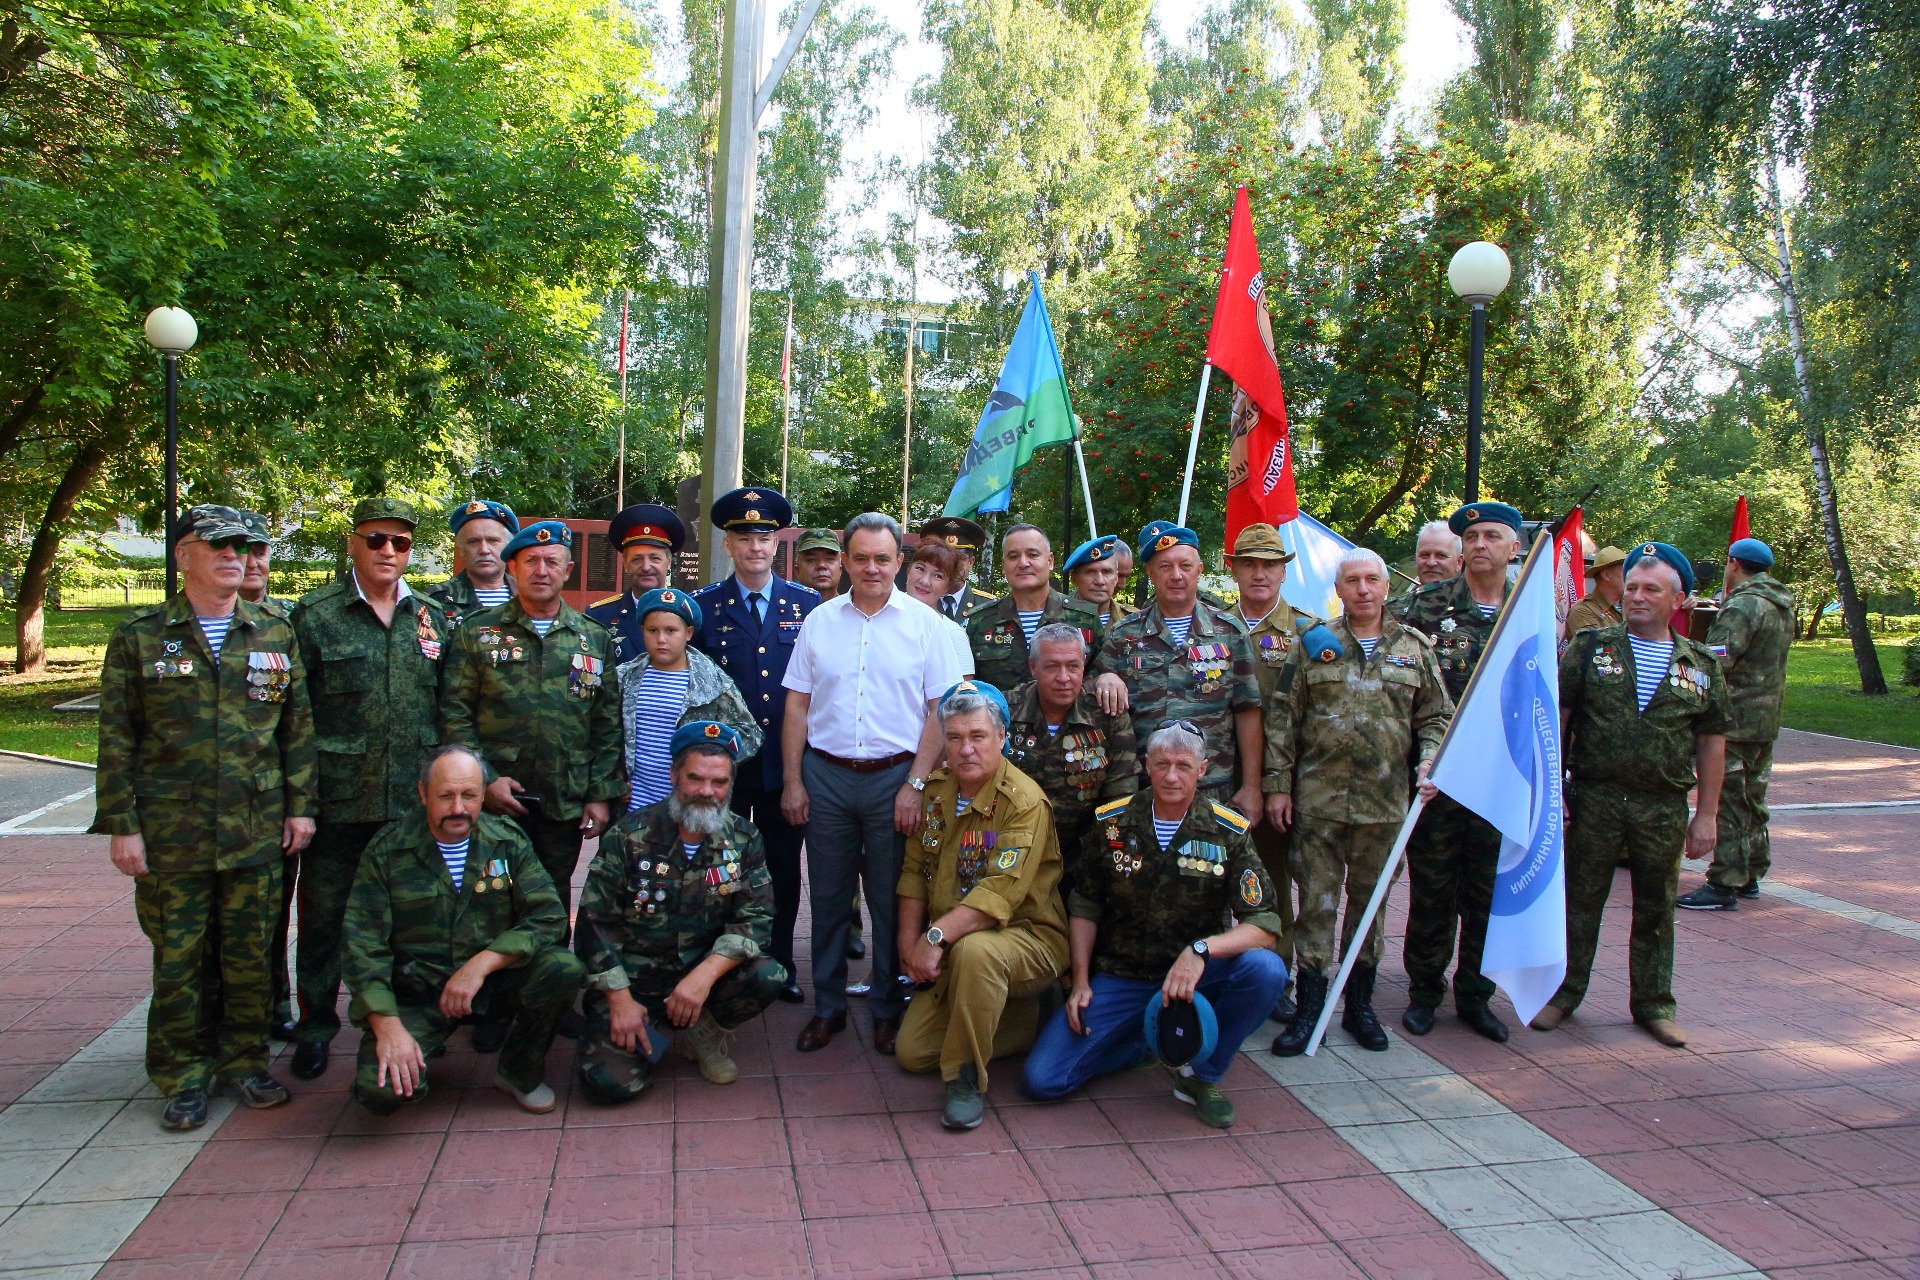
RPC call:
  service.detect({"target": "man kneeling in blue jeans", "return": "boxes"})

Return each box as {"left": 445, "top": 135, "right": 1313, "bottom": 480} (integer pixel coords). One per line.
{"left": 1024, "top": 722, "right": 1286, "bottom": 1128}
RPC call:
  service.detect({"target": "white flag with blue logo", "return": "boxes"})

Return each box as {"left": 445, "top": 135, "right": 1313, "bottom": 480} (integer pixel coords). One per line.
{"left": 1427, "top": 535, "right": 1566, "bottom": 1023}
{"left": 1276, "top": 511, "right": 1354, "bottom": 620}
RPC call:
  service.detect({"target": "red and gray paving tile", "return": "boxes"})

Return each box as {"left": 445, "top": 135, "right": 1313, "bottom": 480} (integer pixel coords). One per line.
{"left": 0, "top": 728, "right": 1914, "bottom": 1278}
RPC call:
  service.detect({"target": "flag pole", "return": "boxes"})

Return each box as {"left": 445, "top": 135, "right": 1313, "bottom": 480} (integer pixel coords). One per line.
{"left": 1304, "top": 795, "right": 1426, "bottom": 1055}
{"left": 1073, "top": 436, "right": 1098, "bottom": 537}
{"left": 1176, "top": 364, "right": 1213, "bottom": 527}
{"left": 617, "top": 289, "right": 630, "bottom": 509}
{"left": 780, "top": 293, "right": 793, "bottom": 493}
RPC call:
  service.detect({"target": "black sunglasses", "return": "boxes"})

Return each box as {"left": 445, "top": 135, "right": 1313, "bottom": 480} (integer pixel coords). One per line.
{"left": 353, "top": 531, "right": 413, "bottom": 552}
{"left": 199, "top": 535, "right": 253, "bottom": 554}
{"left": 1160, "top": 718, "right": 1200, "bottom": 735}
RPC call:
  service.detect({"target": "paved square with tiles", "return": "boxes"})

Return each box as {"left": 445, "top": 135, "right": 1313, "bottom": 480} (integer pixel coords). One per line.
{"left": 0, "top": 727, "right": 1915, "bottom": 1278}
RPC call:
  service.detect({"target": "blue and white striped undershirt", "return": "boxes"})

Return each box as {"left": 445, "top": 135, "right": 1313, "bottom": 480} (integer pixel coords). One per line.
{"left": 528, "top": 617, "right": 555, "bottom": 637}
{"left": 1476, "top": 602, "right": 1498, "bottom": 618}
{"left": 1017, "top": 609, "right": 1045, "bottom": 646}
{"left": 435, "top": 838, "right": 470, "bottom": 890}
{"left": 1152, "top": 813, "right": 1183, "bottom": 850}
{"left": 1164, "top": 614, "right": 1194, "bottom": 645}
{"left": 955, "top": 796, "right": 972, "bottom": 816}
{"left": 474, "top": 587, "right": 511, "bottom": 608}
{"left": 628, "top": 666, "right": 691, "bottom": 811}
{"left": 197, "top": 615, "right": 232, "bottom": 663}
{"left": 1357, "top": 635, "right": 1379, "bottom": 659}
{"left": 1626, "top": 634, "right": 1673, "bottom": 713}
{"left": 1099, "top": 611, "right": 1111, "bottom": 628}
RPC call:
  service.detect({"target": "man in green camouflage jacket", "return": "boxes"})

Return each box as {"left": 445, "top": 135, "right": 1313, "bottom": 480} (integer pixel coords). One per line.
{"left": 573, "top": 722, "right": 785, "bottom": 1102}
{"left": 1390, "top": 501, "right": 1519, "bottom": 1042}
{"left": 1266, "top": 548, "right": 1452, "bottom": 1056}
{"left": 1005, "top": 622, "right": 1139, "bottom": 873}
{"left": 440, "top": 521, "right": 626, "bottom": 922}
{"left": 1092, "top": 523, "right": 1262, "bottom": 820}
{"left": 1679, "top": 538, "right": 1795, "bottom": 911}
{"left": 425, "top": 499, "right": 519, "bottom": 623}
{"left": 1537, "top": 543, "right": 1727, "bottom": 1048}
{"left": 342, "top": 744, "right": 583, "bottom": 1115}
{"left": 285, "top": 497, "right": 454, "bottom": 1080}
{"left": 94, "top": 504, "right": 317, "bottom": 1130}
{"left": 965, "top": 523, "right": 1101, "bottom": 692}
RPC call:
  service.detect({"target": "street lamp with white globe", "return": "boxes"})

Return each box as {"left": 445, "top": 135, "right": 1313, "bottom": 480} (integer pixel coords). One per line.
{"left": 1446, "top": 241, "right": 1510, "bottom": 502}
{"left": 143, "top": 306, "right": 198, "bottom": 597}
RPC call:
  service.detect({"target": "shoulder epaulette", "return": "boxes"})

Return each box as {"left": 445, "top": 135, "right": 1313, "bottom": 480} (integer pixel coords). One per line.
{"left": 1094, "top": 795, "right": 1134, "bottom": 820}
{"left": 588, "top": 594, "right": 622, "bottom": 608}
{"left": 787, "top": 582, "right": 821, "bottom": 598}
{"left": 690, "top": 580, "right": 723, "bottom": 596}
{"left": 1209, "top": 801, "right": 1252, "bottom": 834}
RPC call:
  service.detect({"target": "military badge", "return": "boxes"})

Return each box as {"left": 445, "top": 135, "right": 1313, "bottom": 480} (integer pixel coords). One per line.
{"left": 1239, "top": 868, "right": 1264, "bottom": 906}
{"left": 994, "top": 847, "right": 1020, "bottom": 872}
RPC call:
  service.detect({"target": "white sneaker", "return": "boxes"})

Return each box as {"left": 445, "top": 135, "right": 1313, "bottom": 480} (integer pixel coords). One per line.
{"left": 494, "top": 1073, "right": 557, "bottom": 1113}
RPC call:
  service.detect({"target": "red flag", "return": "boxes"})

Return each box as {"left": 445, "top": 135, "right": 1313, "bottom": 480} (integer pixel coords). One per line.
{"left": 1729, "top": 495, "right": 1749, "bottom": 545}
{"left": 1209, "top": 186, "right": 1297, "bottom": 544}
{"left": 1553, "top": 507, "right": 1584, "bottom": 651}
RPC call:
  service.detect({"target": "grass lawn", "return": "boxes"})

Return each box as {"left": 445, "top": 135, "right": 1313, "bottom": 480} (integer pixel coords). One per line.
{"left": 1782, "top": 638, "right": 1920, "bottom": 748}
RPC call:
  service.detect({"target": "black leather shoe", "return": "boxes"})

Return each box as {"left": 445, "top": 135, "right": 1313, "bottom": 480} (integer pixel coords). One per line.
{"left": 1271, "top": 990, "right": 1296, "bottom": 1023}
{"left": 291, "top": 1040, "right": 330, "bottom": 1080}
{"left": 872, "top": 1017, "right": 899, "bottom": 1056}
{"left": 776, "top": 981, "right": 805, "bottom": 1004}
{"left": 1401, "top": 1004, "right": 1436, "bottom": 1036}
{"left": 1458, "top": 1006, "right": 1510, "bottom": 1043}
{"left": 1340, "top": 964, "right": 1389, "bottom": 1052}
{"left": 471, "top": 1021, "right": 510, "bottom": 1053}
{"left": 846, "top": 936, "right": 867, "bottom": 960}
{"left": 796, "top": 1012, "right": 847, "bottom": 1052}
{"left": 1271, "top": 970, "right": 1327, "bottom": 1057}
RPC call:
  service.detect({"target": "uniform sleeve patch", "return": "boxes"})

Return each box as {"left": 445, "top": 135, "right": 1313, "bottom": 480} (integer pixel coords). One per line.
{"left": 994, "top": 847, "right": 1021, "bottom": 872}
{"left": 1239, "top": 868, "right": 1264, "bottom": 907}
{"left": 1210, "top": 802, "right": 1251, "bottom": 834}
{"left": 1095, "top": 795, "right": 1133, "bottom": 820}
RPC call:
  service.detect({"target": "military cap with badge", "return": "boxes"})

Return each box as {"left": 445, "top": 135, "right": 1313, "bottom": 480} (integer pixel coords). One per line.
{"left": 1626, "top": 540, "right": 1695, "bottom": 593}
{"left": 502, "top": 520, "right": 573, "bottom": 561}
{"left": 794, "top": 527, "right": 840, "bottom": 555}
{"left": 917, "top": 516, "right": 986, "bottom": 553}
{"left": 449, "top": 499, "right": 519, "bottom": 534}
{"left": 636, "top": 587, "right": 702, "bottom": 631}
{"left": 1447, "top": 501, "right": 1524, "bottom": 536}
{"left": 1063, "top": 534, "right": 1121, "bottom": 575}
{"left": 671, "top": 719, "right": 747, "bottom": 763}
{"left": 711, "top": 487, "right": 794, "bottom": 533}
{"left": 608, "top": 503, "right": 685, "bottom": 552}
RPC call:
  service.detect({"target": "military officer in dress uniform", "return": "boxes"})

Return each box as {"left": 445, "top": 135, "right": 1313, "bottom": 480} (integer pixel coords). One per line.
{"left": 426, "top": 499, "right": 520, "bottom": 623}
{"left": 917, "top": 516, "right": 996, "bottom": 618}
{"left": 587, "top": 503, "right": 686, "bottom": 664}
{"left": 692, "top": 487, "right": 820, "bottom": 1004}
{"left": 965, "top": 523, "right": 1101, "bottom": 693}
{"left": 1391, "top": 500, "right": 1521, "bottom": 1043}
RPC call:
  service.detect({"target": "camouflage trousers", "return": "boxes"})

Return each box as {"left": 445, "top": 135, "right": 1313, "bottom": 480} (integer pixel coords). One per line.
{"left": 1707, "top": 740, "right": 1774, "bottom": 889}
{"left": 1403, "top": 795, "right": 1498, "bottom": 1012}
{"left": 575, "top": 957, "right": 787, "bottom": 1104}
{"left": 895, "top": 928, "right": 1063, "bottom": 1090}
{"left": 1250, "top": 819, "right": 1298, "bottom": 979}
{"left": 351, "top": 946, "right": 585, "bottom": 1114}
{"left": 1550, "top": 781, "right": 1689, "bottom": 1024}
{"left": 1291, "top": 816, "right": 1401, "bottom": 973}
{"left": 294, "top": 819, "right": 384, "bottom": 1043}
{"left": 512, "top": 811, "right": 587, "bottom": 932}
{"left": 135, "top": 861, "right": 282, "bottom": 1095}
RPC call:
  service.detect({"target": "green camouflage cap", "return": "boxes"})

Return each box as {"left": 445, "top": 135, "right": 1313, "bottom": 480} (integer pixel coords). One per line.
{"left": 351, "top": 496, "right": 419, "bottom": 528}
{"left": 237, "top": 510, "right": 273, "bottom": 545}
{"left": 170, "top": 504, "right": 252, "bottom": 546}
{"left": 794, "top": 527, "right": 840, "bottom": 554}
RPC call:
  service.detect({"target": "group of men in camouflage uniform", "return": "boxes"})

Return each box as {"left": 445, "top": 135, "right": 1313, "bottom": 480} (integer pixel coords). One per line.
{"left": 96, "top": 486, "right": 1790, "bottom": 1134}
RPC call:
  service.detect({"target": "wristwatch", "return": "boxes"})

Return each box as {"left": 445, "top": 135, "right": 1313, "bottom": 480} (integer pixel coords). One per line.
{"left": 925, "top": 925, "right": 946, "bottom": 948}
{"left": 907, "top": 775, "right": 928, "bottom": 792}
{"left": 1189, "top": 939, "right": 1210, "bottom": 958}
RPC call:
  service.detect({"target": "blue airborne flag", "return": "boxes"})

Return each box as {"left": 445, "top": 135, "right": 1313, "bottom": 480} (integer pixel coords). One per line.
{"left": 945, "top": 272, "right": 1078, "bottom": 517}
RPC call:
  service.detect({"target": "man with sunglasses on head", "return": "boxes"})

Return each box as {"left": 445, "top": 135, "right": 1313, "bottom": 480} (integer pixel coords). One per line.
{"left": 94, "top": 504, "right": 317, "bottom": 1129}
{"left": 283, "top": 498, "right": 454, "bottom": 1079}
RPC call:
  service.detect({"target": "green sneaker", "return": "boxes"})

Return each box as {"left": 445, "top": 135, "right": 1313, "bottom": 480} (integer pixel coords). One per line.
{"left": 942, "top": 1063, "right": 984, "bottom": 1131}
{"left": 1171, "top": 1073, "right": 1234, "bottom": 1129}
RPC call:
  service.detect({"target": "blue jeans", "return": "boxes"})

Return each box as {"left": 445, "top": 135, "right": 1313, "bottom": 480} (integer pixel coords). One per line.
{"left": 1023, "top": 950, "right": 1286, "bottom": 1095}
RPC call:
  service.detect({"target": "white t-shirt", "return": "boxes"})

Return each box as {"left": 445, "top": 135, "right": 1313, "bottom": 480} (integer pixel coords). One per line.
{"left": 784, "top": 588, "right": 964, "bottom": 758}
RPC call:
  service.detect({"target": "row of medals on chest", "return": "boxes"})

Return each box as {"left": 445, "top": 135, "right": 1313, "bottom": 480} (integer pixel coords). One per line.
{"left": 1107, "top": 821, "right": 1225, "bottom": 878}
{"left": 631, "top": 853, "right": 742, "bottom": 913}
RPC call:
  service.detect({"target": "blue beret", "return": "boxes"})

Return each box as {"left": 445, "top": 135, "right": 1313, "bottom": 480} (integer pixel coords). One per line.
{"left": 671, "top": 720, "right": 745, "bottom": 762}
{"left": 1142, "top": 991, "right": 1219, "bottom": 1069}
{"left": 1297, "top": 616, "right": 1345, "bottom": 664}
{"left": 450, "top": 499, "right": 519, "bottom": 534}
{"left": 940, "top": 678, "right": 1010, "bottom": 730}
{"left": 1447, "top": 501, "right": 1523, "bottom": 536}
{"left": 609, "top": 504, "right": 685, "bottom": 553}
{"left": 1139, "top": 524, "right": 1200, "bottom": 563}
{"left": 1064, "top": 535, "right": 1121, "bottom": 574}
{"left": 503, "top": 520, "right": 572, "bottom": 560}
{"left": 1138, "top": 519, "right": 1177, "bottom": 549}
{"left": 711, "top": 486, "right": 794, "bottom": 532}
{"left": 635, "top": 587, "right": 702, "bottom": 630}
{"left": 1729, "top": 537, "right": 1773, "bottom": 570}
{"left": 1625, "top": 541, "right": 1695, "bottom": 594}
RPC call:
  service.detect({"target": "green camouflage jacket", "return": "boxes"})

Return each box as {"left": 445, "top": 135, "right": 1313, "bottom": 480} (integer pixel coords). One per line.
{"left": 1241, "top": 600, "right": 1319, "bottom": 702}
{"left": 1004, "top": 680, "right": 1139, "bottom": 842}
{"left": 574, "top": 803, "right": 773, "bottom": 998}
{"left": 93, "top": 596, "right": 316, "bottom": 872}
{"left": 1263, "top": 617, "right": 1452, "bottom": 825}
{"left": 614, "top": 647, "right": 762, "bottom": 771}
{"left": 1092, "top": 600, "right": 1260, "bottom": 795}
{"left": 294, "top": 578, "right": 453, "bottom": 824}
{"left": 342, "top": 812, "right": 566, "bottom": 1023}
{"left": 1705, "top": 574, "right": 1795, "bottom": 743}
{"left": 1070, "top": 792, "right": 1283, "bottom": 981}
{"left": 1391, "top": 574, "right": 1509, "bottom": 703}
{"left": 424, "top": 571, "right": 515, "bottom": 626}
{"left": 1561, "top": 624, "right": 1731, "bottom": 795}
{"left": 965, "top": 588, "right": 1101, "bottom": 694}
{"left": 439, "top": 598, "right": 626, "bottom": 819}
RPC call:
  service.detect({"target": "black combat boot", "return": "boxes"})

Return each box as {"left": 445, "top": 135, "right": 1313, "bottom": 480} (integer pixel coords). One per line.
{"left": 1271, "top": 969, "right": 1328, "bottom": 1057}
{"left": 1340, "top": 963, "right": 1389, "bottom": 1052}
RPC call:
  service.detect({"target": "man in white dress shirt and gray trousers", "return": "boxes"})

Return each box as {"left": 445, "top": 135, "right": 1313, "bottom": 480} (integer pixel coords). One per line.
{"left": 782, "top": 513, "right": 962, "bottom": 1054}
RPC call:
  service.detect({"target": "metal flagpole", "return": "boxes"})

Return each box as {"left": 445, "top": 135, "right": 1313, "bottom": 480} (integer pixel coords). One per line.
{"left": 1176, "top": 364, "right": 1213, "bottom": 527}
{"left": 617, "top": 289, "right": 629, "bottom": 509}
{"left": 901, "top": 318, "right": 915, "bottom": 525}
{"left": 780, "top": 294, "right": 793, "bottom": 493}
{"left": 1073, "top": 437, "right": 1098, "bottom": 537}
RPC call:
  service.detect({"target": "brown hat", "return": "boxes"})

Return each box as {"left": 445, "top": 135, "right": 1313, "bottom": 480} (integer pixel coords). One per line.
{"left": 1590, "top": 545, "right": 1627, "bottom": 572}
{"left": 1228, "top": 523, "right": 1295, "bottom": 563}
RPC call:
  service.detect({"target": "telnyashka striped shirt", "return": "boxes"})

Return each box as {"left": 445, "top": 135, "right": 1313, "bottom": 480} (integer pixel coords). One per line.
{"left": 1164, "top": 614, "right": 1194, "bottom": 646}
{"left": 628, "top": 666, "right": 691, "bottom": 812}
{"left": 1017, "top": 609, "right": 1045, "bottom": 647}
{"left": 474, "top": 587, "right": 511, "bottom": 608}
{"left": 436, "top": 838, "right": 470, "bottom": 891}
{"left": 1152, "top": 813, "right": 1183, "bottom": 850}
{"left": 1626, "top": 634, "right": 1674, "bottom": 713}
{"left": 528, "top": 616, "right": 556, "bottom": 637}
{"left": 197, "top": 614, "right": 233, "bottom": 664}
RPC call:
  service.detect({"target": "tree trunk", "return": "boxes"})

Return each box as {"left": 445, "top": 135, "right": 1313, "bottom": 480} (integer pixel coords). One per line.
{"left": 14, "top": 439, "right": 109, "bottom": 674}
{"left": 1766, "top": 154, "right": 1885, "bottom": 694}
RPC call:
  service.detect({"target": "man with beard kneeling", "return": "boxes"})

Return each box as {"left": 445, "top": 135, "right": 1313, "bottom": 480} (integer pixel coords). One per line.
{"left": 572, "top": 722, "right": 787, "bottom": 1101}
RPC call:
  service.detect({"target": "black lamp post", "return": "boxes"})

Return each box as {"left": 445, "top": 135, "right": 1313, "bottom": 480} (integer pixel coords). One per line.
{"left": 143, "top": 307, "right": 198, "bottom": 597}
{"left": 1446, "top": 242, "right": 1511, "bottom": 502}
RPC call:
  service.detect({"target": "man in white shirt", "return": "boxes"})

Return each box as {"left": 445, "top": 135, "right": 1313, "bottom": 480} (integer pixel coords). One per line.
{"left": 782, "top": 513, "right": 963, "bottom": 1054}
